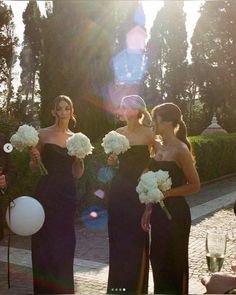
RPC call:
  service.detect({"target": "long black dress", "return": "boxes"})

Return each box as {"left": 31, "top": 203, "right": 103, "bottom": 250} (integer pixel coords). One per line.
{"left": 149, "top": 160, "right": 191, "bottom": 294}
{"left": 107, "top": 145, "right": 150, "bottom": 295}
{"left": 31, "top": 143, "right": 77, "bottom": 294}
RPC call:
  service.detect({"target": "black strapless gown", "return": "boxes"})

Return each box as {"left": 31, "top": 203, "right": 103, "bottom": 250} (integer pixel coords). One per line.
{"left": 107, "top": 145, "right": 150, "bottom": 295}
{"left": 149, "top": 160, "right": 191, "bottom": 294}
{"left": 31, "top": 143, "right": 77, "bottom": 294}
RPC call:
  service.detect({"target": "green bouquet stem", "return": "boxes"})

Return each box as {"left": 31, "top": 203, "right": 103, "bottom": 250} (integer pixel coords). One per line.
{"left": 159, "top": 200, "right": 172, "bottom": 220}
{"left": 37, "top": 158, "right": 48, "bottom": 176}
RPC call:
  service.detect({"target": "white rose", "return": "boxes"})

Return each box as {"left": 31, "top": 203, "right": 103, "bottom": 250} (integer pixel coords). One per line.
{"left": 101, "top": 131, "right": 130, "bottom": 155}
{"left": 155, "top": 170, "right": 170, "bottom": 184}
{"left": 148, "top": 188, "right": 164, "bottom": 203}
{"left": 159, "top": 178, "right": 172, "bottom": 191}
{"left": 18, "top": 125, "right": 39, "bottom": 147}
{"left": 139, "top": 192, "right": 149, "bottom": 204}
{"left": 140, "top": 171, "right": 157, "bottom": 187}
{"left": 10, "top": 124, "right": 39, "bottom": 150}
{"left": 66, "top": 132, "right": 94, "bottom": 159}
{"left": 10, "top": 134, "right": 24, "bottom": 152}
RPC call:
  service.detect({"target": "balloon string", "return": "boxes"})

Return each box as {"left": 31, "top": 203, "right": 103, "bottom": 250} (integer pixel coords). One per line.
{"left": 7, "top": 199, "right": 14, "bottom": 288}
{"left": 7, "top": 197, "right": 11, "bottom": 288}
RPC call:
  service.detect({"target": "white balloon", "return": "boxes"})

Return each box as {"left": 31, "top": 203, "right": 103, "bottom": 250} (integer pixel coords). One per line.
{"left": 6, "top": 196, "right": 45, "bottom": 236}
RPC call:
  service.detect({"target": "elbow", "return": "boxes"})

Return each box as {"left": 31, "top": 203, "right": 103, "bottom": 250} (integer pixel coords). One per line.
{"left": 74, "top": 174, "right": 80, "bottom": 180}
{"left": 74, "top": 173, "right": 83, "bottom": 180}
{"left": 192, "top": 182, "right": 200, "bottom": 193}
{"left": 72, "top": 167, "right": 84, "bottom": 179}
{"left": 72, "top": 159, "right": 84, "bottom": 179}
{"left": 76, "top": 170, "right": 84, "bottom": 179}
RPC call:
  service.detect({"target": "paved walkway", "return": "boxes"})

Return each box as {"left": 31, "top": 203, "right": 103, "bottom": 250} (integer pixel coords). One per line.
{"left": 0, "top": 175, "right": 236, "bottom": 294}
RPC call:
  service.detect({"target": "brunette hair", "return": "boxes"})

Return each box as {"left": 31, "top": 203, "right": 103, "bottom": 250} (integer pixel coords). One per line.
{"left": 53, "top": 95, "right": 76, "bottom": 127}
{"left": 152, "top": 102, "right": 195, "bottom": 162}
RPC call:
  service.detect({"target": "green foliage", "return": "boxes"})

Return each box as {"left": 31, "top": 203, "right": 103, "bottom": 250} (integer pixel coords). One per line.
{"left": 0, "top": 1, "right": 18, "bottom": 116}
{"left": 191, "top": 1, "right": 236, "bottom": 130}
{"left": 9, "top": 90, "right": 40, "bottom": 126}
{"left": 185, "top": 100, "right": 212, "bottom": 135}
{"left": 190, "top": 133, "right": 236, "bottom": 182}
{"left": 0, "top": 114, "right": 20, "bottom": 140}
{"left": 16, "top": 0, "right": 42, "bottom": 123}
{"left": 0, "top": 1, "right": 17, "bottom": 70}
{"left": 218, "top": 107, "right": 236, "bottom": 132}
{"left": 9, "top": 150, "right": 40, "bottom": 199}
{"left": 145, "top": 1, "right": 188, "bottom": 108}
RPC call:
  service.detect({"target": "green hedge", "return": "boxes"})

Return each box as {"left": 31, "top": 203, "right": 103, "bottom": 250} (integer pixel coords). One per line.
{"left": 190, "top": 133, "right": 236, "bottom": 182}
{"left": 9, "top": 151, "right": 40, "bottom": 198}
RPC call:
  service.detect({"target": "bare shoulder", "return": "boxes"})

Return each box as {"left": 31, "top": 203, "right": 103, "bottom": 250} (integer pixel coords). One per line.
{"left": 38, "top": 128, "right": 48, "bottom": 139}
{"left": 176, "top": 141, "right": 193, "bottom": 163}
{"left": 116, "top": 127, "right": 126, "bottom": 135}
{"left": 177, "top": 140, "right": 190, "bottom": 153}
{"left": 67, "top": 130, "right": 74, "bottom": 136}
{"left": 38, "top": 126, "right": 54, "bottom": 134}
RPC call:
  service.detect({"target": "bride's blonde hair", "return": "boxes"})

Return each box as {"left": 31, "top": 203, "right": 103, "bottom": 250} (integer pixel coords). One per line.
{"left": 120, "top": 95, "right": 152, "bottom": 127}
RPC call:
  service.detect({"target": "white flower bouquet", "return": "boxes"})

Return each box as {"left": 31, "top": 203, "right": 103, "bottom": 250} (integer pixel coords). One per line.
{"left": 136, "top": 170, "right": 172, "bottom": 220}
{"left": 66, "top": 132, "right": 94, "bottom": 159}
{"left": 10, "top": 125, "right": 48, "bottom": 176}
{"left": 101, "top": 131, "right": 130, "bottom": 155}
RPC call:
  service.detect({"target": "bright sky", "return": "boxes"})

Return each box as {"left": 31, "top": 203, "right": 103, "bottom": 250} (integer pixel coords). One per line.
{"left": 143, "top": 1, "right": 203, "bottom": 40}
{"left": 5, "top": 1, "right": 46, "bottom": 87}
{"left": 5, "top": 0, "right": 204, "bottom": 87}
{"left": 142, "top": 0, "right": 204, "bottom": 61}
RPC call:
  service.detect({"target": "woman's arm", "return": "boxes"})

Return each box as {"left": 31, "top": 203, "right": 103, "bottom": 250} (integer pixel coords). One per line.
{"left": 141, "top": 203, "right": 153, "bottom": 232}
{"left": 164, "top": 149, "right": 200, "bottom": 198}
{"left": 29, "top": 131, "right": 43, "bottom": 172}
{"left": 107, "top": 153, "right": 119, "bottom": 167}
{"left": 72, "top": 158, "right": 84, "bottom": 179}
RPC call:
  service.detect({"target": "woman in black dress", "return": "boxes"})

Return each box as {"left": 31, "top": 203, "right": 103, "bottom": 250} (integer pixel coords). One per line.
{"left": 29, "top": 95, "right": 84, "bottom": 294}
{"left": 141, "top": 102, "right": 200, "bottom": 294}
{"left": 107, "top": 95, "right": 155, "bottom": 294}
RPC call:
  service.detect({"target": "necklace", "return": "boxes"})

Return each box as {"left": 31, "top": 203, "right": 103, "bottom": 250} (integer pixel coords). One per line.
{"left": 155, "top": 142, "right": 170, "bottom": 160}
{"left": 160, "top": 143, "right": 168, "bottom": 150}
